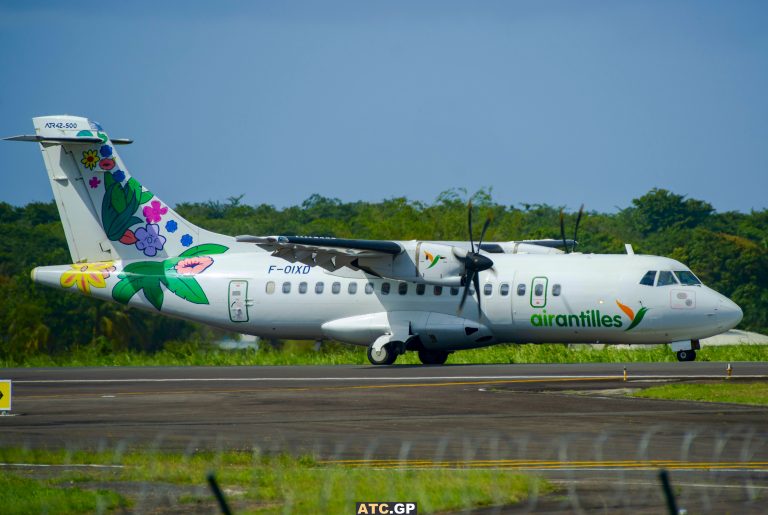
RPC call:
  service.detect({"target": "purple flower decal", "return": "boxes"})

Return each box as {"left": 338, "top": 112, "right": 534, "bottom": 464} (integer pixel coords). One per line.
{"left": 99, "top": 145, "right": 113, "bottom": 158}
{"left": 88, "top": 176, "right": 101, "bottom": 188}
{"left": 180, "top": 234, "right": 193, "bottom": 247}
{"left": 165, "top": 220, "right": 178, "bottom": 233}
{"left": 112, "top": 170, "right": 126, "bottom": 183}
{"left": 134, "top": 224, "right": 167, "bottom": 257}
{"left": 142, "top": 200, "right": 168, "bottom": 223}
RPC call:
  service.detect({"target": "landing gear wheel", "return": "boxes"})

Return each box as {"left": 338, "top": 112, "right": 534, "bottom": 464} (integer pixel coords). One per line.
{"left": 367, "top": 343, "right": 398, "bottom": 365}
{"left": 418, "top": 349, "right": 449, "bottom": 365}
{"left": 676, "top": 349, "right": 696, "bottom": 362}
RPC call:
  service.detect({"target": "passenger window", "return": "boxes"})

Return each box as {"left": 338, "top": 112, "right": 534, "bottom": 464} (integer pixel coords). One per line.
{"left": 398, "top": 282, "right": 408, "bottom": 295}
{"left": 450, "top": 287, "right": 459, "bottom": 296}
{"left": 331, "top": 282, "right": 341, "bottom": 294}
{"left": 517, "top": 284, "right": 526, "bottom": 296}
{"left": 265, "top": 281, "right": 275, "bottom": 294}
{"left": 433, "top": 286, "right": 443, "bottom": 296}
{"left": 315, "top": 282, "right": 324, "bottom": 294}
{"left": 639, "top": 271, "right": 657, "bottom": 286}
{"left": 674, "top": 270, "right": 702, "bottom": 286}
{"left": 365, "top": 282, "right": 374, "bottom": 294}
{"left": 282, "top": 282, "right": 291, "bottom": 294}
{"left": 348, "top": 282, "right": 358, "bottom": 294}
{"left": 656, "top": 271, "right": 678, "bottom": 286}
{"left": 534, "top": 284, "right": 544, "bottom": 296}
{"left": 299, "top": 282, "right": 308, "bottom": 294}
{"left": 381, "top": 282, "right": 390, "bottom": 295}
{"left": 416, "top": 284, "right": 426, "bottom": 295}
{"left": 500, "top": 283, "right": 510, "bottom": 296}
{"left": 552, "top": 284, "right": 561, "bottom": 296}
{"left": 483, "top": 283, "right": 492, "bottom": 296}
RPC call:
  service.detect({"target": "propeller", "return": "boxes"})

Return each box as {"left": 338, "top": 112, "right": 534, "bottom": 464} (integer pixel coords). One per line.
{"left": 559, "top": 205, "right": 585, "bottom": 253}
{"left": 455, "top": 202, "right": 494, "bottom": 317}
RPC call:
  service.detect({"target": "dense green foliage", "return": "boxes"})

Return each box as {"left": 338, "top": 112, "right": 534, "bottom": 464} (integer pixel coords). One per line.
{"left": 1, "top": 188, "right": 766, "bottom": 361}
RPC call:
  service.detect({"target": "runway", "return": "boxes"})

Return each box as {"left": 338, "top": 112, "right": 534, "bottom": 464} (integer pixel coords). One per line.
{"left": 2, "top": 362, "right": 767, "bottom": 512}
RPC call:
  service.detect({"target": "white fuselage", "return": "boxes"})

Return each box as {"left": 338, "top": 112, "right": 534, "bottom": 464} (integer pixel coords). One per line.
{"left": 34, "top": 247, "right": 743, "bottom": 350}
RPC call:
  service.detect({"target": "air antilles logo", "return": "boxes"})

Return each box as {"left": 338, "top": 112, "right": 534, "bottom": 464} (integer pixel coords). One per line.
{"left": 616, "top": 300, "right": 649, "bottom": 331}
{"left": 529, "top": 300, "right": 649, "bottom": 331}
{"left": 424, "top": 251, "right": 443, "bottom": 269}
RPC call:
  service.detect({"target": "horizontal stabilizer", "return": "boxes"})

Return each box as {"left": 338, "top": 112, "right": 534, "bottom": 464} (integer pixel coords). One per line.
{"left": 4, "top": 135, "right": 133, "bottom": 145}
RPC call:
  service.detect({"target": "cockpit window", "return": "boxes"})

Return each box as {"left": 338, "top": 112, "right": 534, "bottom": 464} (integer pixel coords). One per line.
{"left": 674, "top": 270, "right": 701, "bottom": 286}
{"left": 656, "top": 271, "right": 678, "bottom": 286}
{"left": 639, "top": 271, "right": 657, "bottom": 286}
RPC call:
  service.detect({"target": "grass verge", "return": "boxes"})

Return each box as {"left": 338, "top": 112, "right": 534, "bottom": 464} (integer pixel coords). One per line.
{"left": 633, "top": 381, "right": 768, "bottom": 406}
{"left": 3, "top": 341, "right": 767, "bottom": 367}
{"left": 0, "top": 448, "right": 549, "bottom": 514}
{"left": 0, "top": 473, "right": 125, "bottom": 515}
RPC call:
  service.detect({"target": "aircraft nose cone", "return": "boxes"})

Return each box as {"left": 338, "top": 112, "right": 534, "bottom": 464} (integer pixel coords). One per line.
{"left": 718, "top": 297, "right": 743, "bottom": 330}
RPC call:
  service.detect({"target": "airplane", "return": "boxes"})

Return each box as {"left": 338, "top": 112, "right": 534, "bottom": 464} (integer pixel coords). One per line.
{"left": 5, "top": 115, "right": 743, "bottom": 365}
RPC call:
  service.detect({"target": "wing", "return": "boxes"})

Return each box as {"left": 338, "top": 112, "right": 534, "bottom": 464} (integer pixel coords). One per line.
{"left": 236, "top": 235, "right": 402, "bottom": 271}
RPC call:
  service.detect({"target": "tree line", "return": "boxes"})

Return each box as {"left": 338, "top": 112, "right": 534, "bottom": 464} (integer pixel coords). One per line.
{"left": 1, "top": 188, "right": 766, "bottom": 360}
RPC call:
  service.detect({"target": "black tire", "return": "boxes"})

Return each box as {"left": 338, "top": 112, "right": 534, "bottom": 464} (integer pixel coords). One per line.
{"left": 676, "top": 350, "right": 696, "bottom": 362}
{"left": 367, "top": 343, "right": 398, "bottom": 365}
{"left": 418, "top": 349, "right": 449, "bottom": 365}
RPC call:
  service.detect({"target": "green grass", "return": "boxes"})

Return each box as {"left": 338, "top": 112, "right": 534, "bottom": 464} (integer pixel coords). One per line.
{"left": 0, "top": 473, "right": 124, "bottom": 515}
{"left": 3, "top": 340, "right": 767, "bottom": 367}
{"left": 634, "top": 381, "right": 768, "bottom": 406}
{"left": 0, "top": 448, "right": 549, "bottom": 514}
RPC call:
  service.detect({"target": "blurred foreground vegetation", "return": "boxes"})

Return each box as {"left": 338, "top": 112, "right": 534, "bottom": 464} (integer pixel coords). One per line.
{"left": 1, "top": 188, "right": 767, "bottom": 363}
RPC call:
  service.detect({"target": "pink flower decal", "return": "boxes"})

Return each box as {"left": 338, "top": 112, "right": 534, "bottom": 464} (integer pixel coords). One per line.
{"left": 143, "top": 200, "right": 168, "bottom": 223}
{"left": 99, "top": 158, "right": 116, "bottom": 171}
{"left": 89, "top": 176, "right": 101, "bottom": 188}
{"left": 175, "top": 256, "right": 214, "bottom": 276}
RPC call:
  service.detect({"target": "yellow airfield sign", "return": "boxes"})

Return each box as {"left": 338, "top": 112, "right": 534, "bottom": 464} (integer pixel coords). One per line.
{"left": 0, "top": 380, "right": 11, "bottom": 411}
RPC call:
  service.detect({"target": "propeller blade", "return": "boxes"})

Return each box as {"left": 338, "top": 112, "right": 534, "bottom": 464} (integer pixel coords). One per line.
{"left": 559, "top": 209, "right": 568, "bottom": 254}
{"left": 477, "top": 217, "right": 491, "bottom": 250}
{"left": 472, "top": 272, "right": 482, "bottom": 317}
{"left": 458, "top": 270, "right": 474, "bottom": 313}
{"left": 572, "top": 204, "right": 584, "bottom": 252}
{"left": 467, "top": 201, "right": 474, "bottom": 253}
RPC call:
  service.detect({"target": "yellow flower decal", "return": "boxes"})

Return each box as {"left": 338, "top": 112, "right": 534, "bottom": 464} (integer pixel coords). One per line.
{"left": 60, "top": 262, "right": 116, "bottom": 295}
{"left": 81, "top": 149, "right": 99, "bottom": 170}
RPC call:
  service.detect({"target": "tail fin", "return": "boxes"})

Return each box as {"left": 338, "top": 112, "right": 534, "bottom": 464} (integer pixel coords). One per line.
{"left": 10, "top": 115, "right": 232, "bottom": 262}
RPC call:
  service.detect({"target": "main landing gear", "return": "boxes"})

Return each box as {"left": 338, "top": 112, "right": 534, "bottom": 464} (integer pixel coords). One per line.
{"left": 366, "top": 341, "right": 451, "bottom": 366}
{"left": 676, "top": 349, "right": 696, "bottom": 362}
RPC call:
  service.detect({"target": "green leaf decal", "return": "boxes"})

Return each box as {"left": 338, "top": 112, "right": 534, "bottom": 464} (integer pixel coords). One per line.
{"left": 111, "top": 182, "right": 127, "bottom": 213}
{"left": 140, "top": 191, "right": 154, "bottom": 204}
{"left": 142, "top": 281, "right": 164, "bottom": 311}
{"left": 179, "top": 244, "right": 229, "bottom": 257}
{"left": 122, "top": 261, "right": 165, "bottom": 276}
{"left": 76, "top": 130, "right": 93, "bottom": 137}
{"left": 112, "top": 275, "right": 142, "bottom": 304}
{"left": 626, "top": 307, "right": 649, "bottom": 331}
{"left": 161, "top": 275, "right": 209, "bottom": 304}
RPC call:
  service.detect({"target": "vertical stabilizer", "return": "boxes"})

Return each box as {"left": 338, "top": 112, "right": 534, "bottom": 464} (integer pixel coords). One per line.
{"left": 21, "top": 115, "right": 232, "bottom": 262}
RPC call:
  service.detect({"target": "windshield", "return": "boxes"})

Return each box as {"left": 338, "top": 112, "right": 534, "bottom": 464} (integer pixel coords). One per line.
{"left": 674, "top": 270, "right": 702, "bottom": 286}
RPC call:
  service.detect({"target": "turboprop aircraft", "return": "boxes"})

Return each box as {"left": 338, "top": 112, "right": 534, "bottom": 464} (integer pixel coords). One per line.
{"left": 5, "top": 115, "right": 743, "bottom": 365}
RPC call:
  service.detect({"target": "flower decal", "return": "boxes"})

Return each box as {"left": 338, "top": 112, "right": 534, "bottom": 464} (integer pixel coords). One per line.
{"left": 99, "top": 145, "right": 113, "bottom": 158}
{"left": 112, "top": 170, "right": 126, "bottom": 183}
{"left": 181, "top": 234, "right": 193, "bottom": 247}
{"left": 99, "top": 158, "right": 116, "bottom": 171}
{"left": 81, "top": 149, "right": 100, "bottom": 170}
{"left": 60, "top": 261, "right": 116, "bottom": 295}
{"left": 165, "top": 220, "right": 178, "bottom": 233}
{"left": 135, "top": 223, "right": 167, "bottom": 257}
{"left": 88, "top": 176, "right": 101, "bottom": 188}
{"left": 143, "top": 200, "right": 168, "bottom": 223}
{"left": 175, "top": 256, "right": 213, "bottom": 275}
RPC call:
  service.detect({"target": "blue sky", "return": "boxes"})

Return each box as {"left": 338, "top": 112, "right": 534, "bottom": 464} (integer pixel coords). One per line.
{"left": 1, "top": 1, "right": 766, "bottom": 213}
